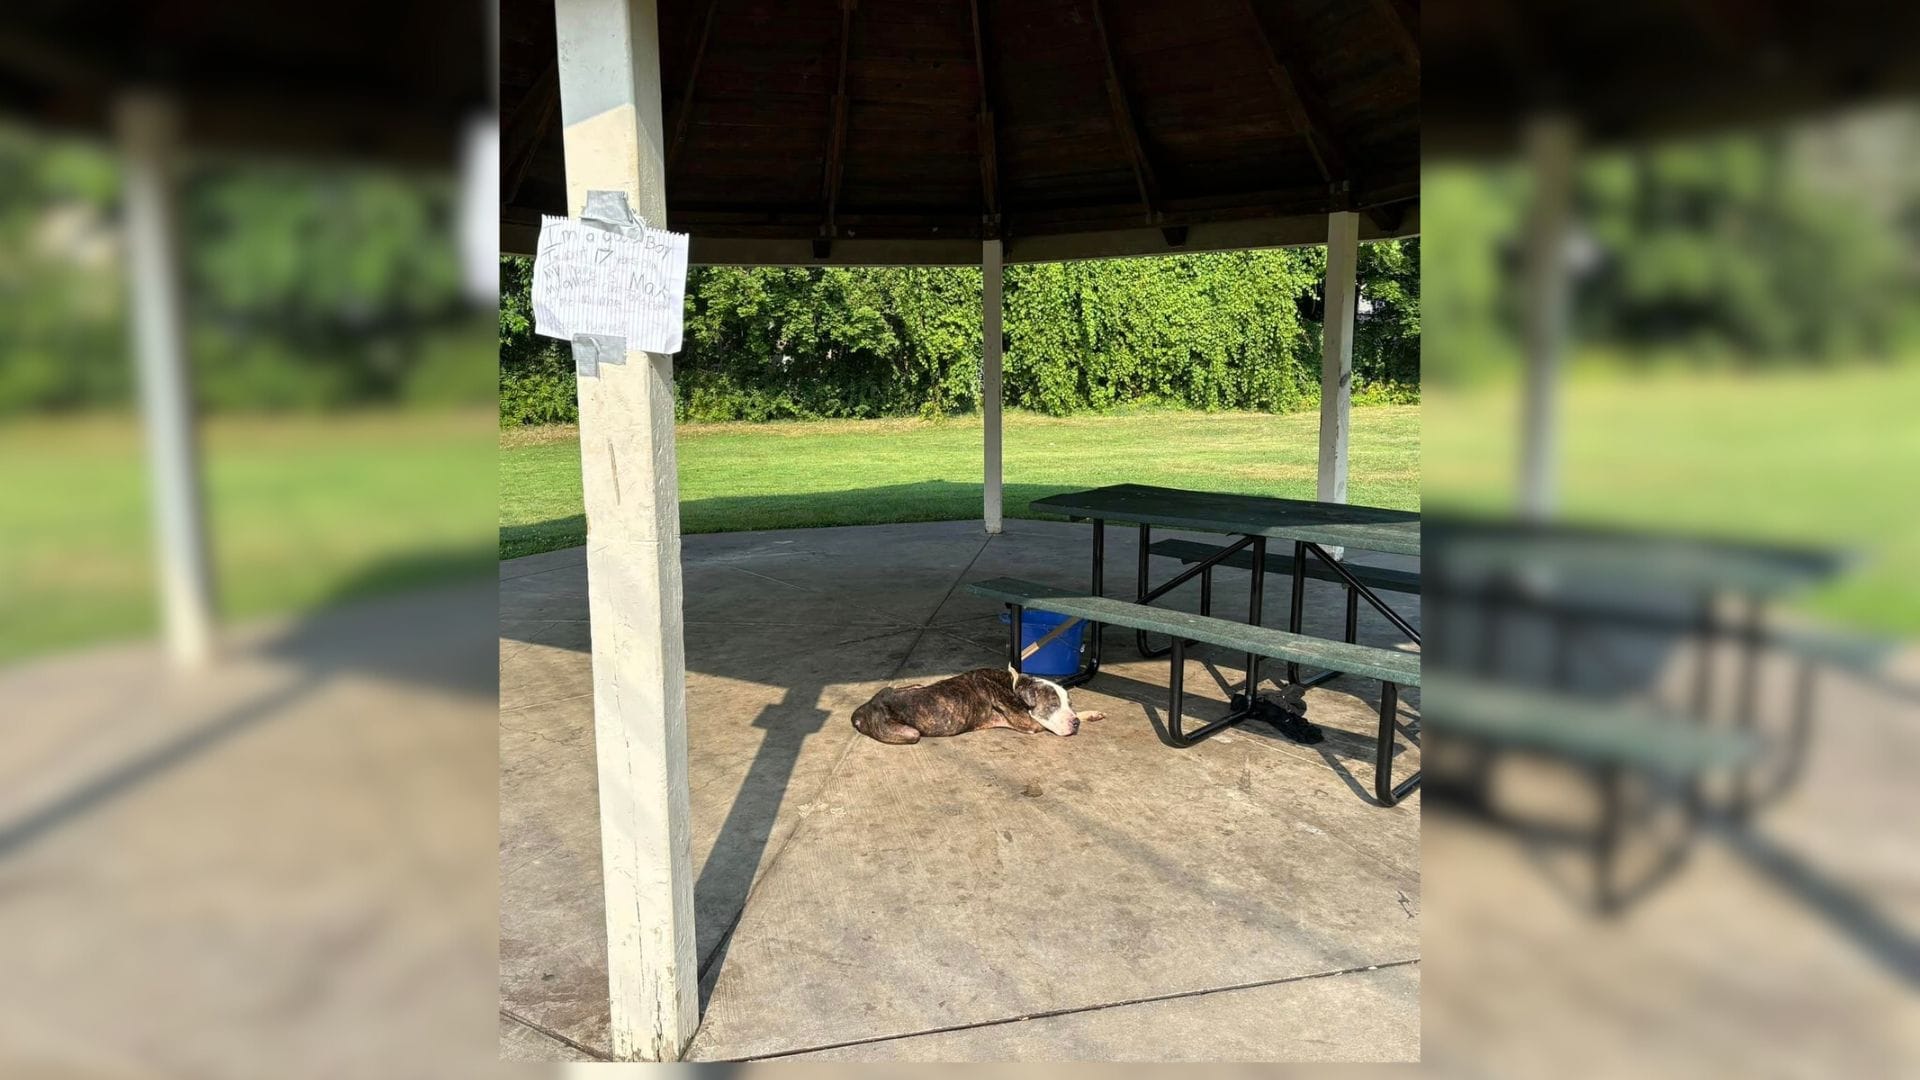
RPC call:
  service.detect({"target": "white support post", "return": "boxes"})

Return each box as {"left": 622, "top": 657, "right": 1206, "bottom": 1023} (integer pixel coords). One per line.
{"left": 553, "top": 0, "right": 698, "bottom": 1061}
{"left": 982, "top": 239, "right": 1004, "bottom": 534}
{"left": 1518, "top": 115, "right": 1577, "bottom": 521}
{"left": 117, "top": 94, "right": 216, "bottom": 669}
{"left": 1318, "top": 210, "right": 1359, "bottom": 507}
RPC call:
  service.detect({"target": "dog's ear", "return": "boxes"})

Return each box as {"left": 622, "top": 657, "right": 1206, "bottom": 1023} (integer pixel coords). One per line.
{"left": 1007, "top": 664, "right": 1020, "bottom": 689}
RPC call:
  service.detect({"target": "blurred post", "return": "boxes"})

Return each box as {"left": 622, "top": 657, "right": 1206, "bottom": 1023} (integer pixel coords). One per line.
{"left": 1319, "top": 210, "right": 1358, "bottom": 506}
{"left": 1518, "top": 114, "right": 1577, "bottom": 520}
{"left": 458, "top": 0, "right": 501, "bottom": 303}
{"left": 116, "top": 92, "right": 216, "bottom": 667}
{"left": 553, "top": 0, "right": 700, "bottom": 1060}
{"left": 982, "top": 237, "right": 1004, "bottom": 534}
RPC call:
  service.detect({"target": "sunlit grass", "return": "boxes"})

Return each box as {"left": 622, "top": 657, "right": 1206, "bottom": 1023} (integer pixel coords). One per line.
{"left": 500, "top": 406, "right": 1421, "bottom": 559}
{"left": 1, "top": 409, "right": 495, "bottom": 663}
{"left": 1424, "top": 361, "right": 1920, "bottom": 634}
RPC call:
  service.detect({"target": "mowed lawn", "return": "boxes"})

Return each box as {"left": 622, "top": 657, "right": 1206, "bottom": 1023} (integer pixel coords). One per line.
{"left": 2, "top": 410, "right": 495, "bottom": 663}
{"left": 1424, "top": 362, "right": 1920, "bottom": 635}
{"left": 499, "top": 405, "right": 1422, "bottom": 559}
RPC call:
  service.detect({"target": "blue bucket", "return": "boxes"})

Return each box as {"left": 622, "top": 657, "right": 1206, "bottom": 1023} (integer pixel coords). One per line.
{"left": 998, "top": 609, "right": 1087, "bottom": 677}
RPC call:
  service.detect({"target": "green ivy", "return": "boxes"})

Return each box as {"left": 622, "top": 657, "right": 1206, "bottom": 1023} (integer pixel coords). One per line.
{"left": 499, "top": 242, "right": 1422, "bottom": 425}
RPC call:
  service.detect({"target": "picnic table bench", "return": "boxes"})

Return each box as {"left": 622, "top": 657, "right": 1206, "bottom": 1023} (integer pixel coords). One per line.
{"left": 1424, "top": 516, "right": 1873, "bottom": 812}
{"left": 1422, "top": 672, "right": 1767, "bottom": 912}
{"left": 967, "top": 576, "right": 1423, "bottom": 805}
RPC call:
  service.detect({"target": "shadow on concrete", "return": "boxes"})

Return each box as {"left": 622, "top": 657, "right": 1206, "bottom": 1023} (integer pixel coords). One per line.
{"left": 0, "top": 561, "right": 492, "bottom": 864}
{"left": 1717, "top": 822, "right": 1920, "bottom": 988}
{"left": 1088, "top": 656, "right": 1420, "bottom": 807}
{"left": 691, "top": 677, "right": 835, "bottom": 1007}
{"left": 501, "top": 480, "right": 1122, "bottom": 557}
{"left": 501, "top": 550, "right": 937, "bottom": 1010}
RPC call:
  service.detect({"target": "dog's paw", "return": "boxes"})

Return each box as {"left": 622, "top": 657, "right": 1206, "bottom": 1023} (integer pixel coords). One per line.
{"left": 1077, "top": 711, "right": 1106, "bottom": 722}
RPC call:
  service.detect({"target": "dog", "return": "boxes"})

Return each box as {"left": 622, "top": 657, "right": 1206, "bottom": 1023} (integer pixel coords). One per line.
{"left": 851, "top": 666, "right": 1105, "bottom": 745}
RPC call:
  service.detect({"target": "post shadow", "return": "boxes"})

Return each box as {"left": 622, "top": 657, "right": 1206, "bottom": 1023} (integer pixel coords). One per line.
{"left": 692, "top": 678, "right": 833, "bottom": 1009}
{"left": 1, "top": 567, "right": 493, "bottom": 863}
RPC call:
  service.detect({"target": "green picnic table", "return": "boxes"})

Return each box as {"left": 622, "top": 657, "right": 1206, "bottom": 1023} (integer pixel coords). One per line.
{"left": 1423, "top": 515, "right": 1865, "bottom": 822}
{"left": 967, "top": 483, "right": 1425, "bottom": 803}
{"left": 1032, "top": 483, "right": 1422, "bottom": 555}
{"left": 1028, "top": 483, "right": 1422, "bottom": 691}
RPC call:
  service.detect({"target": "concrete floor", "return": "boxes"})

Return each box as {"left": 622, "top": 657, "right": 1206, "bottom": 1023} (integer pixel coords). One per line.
{"left": 0, "top": 584, "right": 502, "bottom": 1079}
{"left": 498, "top": 518, "right": 1422, "bottom": 1062}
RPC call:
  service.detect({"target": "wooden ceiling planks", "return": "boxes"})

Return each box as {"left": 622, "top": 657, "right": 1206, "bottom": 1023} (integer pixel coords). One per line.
{"left": 500, "top": 0, "right": 1420, "bottom": 259}
{"left": 0, "top": 1, "right": 487, "bottom": 167}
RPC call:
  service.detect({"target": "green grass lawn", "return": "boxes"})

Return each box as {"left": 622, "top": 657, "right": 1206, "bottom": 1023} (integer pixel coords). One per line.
{"left": 499, "top": 405, "right": 1422, "bottom": 560}
{"left": 1, "top": 410, "right": 495, "bottom": 663}
{"left": 1424, "top": 362, "right": 1920, "bottom": 635}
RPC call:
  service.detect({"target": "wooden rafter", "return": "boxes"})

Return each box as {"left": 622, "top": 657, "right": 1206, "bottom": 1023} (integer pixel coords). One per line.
{"left": 969, "top": 0, "right": 1001, "bottom": 226}
{"left": 1366, "top": 201, "right": 1409, "bottom": 233}
{"left": 501, "top": 58, "right": 557, "bottom": 206}
{"left": 665, "top": 0, "right": 721, "bottom": 176}
{"left": 1243, "top": 0, "right": 1350, "bottom": 187}
{"left": 1372, "top": 0, "right": 1420, "bottom": 76}
{"left": 1087, "top": 0, "right": 1160, "bottom": 219}
{"left": 820, "top": 0, "right": 856, "bottom": 241}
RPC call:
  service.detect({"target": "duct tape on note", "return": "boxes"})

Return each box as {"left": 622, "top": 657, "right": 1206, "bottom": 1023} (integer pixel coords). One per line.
{"left": 531, "top": 191, "right": 690, "bottom": 375}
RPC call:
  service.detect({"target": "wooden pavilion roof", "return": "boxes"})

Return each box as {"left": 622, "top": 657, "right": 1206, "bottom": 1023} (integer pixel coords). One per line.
{"left": 1425, "top": 0, "right": 1920, "bottom": 156}
{"left": 501, "top": 0, "right": 1421, "bottom": 263}
{"left": 0, "top": 1, "right": 487, "bottom": 167}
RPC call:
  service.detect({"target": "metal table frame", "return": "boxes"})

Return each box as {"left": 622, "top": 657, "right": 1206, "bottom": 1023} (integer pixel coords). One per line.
{"left": 1015, "top": 487, "right": 1422, "bottom": 804}
{"left": 1056, "top": 520, "right": 1421, "bottom": 689}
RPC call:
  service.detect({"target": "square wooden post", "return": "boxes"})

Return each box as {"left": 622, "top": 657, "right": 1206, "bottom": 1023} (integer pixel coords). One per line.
{"left": 1519, "top": 115, "right": 1578, "bottom": 521}
{"left": 117, "top": 93, "right": 217, "bottom": 668}
{"left": 552, "top": 0, "right": 699, "bottom": 1060}
{"left": 1319, "top": 210, "right": 1359, "bottom": 506}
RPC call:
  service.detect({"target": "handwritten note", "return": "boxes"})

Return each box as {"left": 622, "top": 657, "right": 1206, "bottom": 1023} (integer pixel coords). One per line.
{"left": 532, "top": 215, "right": 690, "bottom": 354}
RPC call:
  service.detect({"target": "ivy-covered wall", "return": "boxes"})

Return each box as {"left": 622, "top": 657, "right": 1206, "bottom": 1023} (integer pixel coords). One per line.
{"left": 500, "top": 241, "right": 1420, "bottom": 425}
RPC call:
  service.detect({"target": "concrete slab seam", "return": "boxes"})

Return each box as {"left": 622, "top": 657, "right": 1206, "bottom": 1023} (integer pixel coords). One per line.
{"left": 501, "top": 1008, "right": 615, "bottom": 1062}
{"left": 728, "top": 957, "right": 1423, "bottom": 1062}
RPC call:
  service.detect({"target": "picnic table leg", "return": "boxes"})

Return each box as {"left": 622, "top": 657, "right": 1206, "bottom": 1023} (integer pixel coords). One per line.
{"left": 1755, "top": 656, "right": 1819, "bottom": 807}
{"left": 1687, "top": 593, "right": 1716, "bottom": 820}
{"left": 1008, "top": 603, "right": 1024, "bottom": 675}
{"left": 1136, "top": 524, "right": 1255, "bottom": 662}
{"left": 1306, "top": 542, "right": 1421, "bottom": 644}
{"left": 1479, "top": 579, "right": 1505, "bottom": 676}
{"left": 1057, "top": 522, "right": 1106, "bottom": 688}
{"left": 1551, "top": 608, "right": 1576, "bottom": 687}
{"left": 1344, "top": 586, "right": 1359, "bottom": 644}
{"left": 1594, "top": 765, "right": 1626, "bottom": 915}
{"left": 1731, "top": 596, "right": 1764, "bottom": 817}
{"left": 1287, "top": 541, "right": 1308, "bottom": 682}
{"left": 1136, "top": 524, "right": 1173, "bottom": 658}
{"left": 1090, "top": 518, "right": 1104, "bottom": 665}
{"left": 1165, "top": 637, "right": 1257, "bottom": 747}
{"left": 1246, "top": 536, "right": 1266, "bottom": 695}
{"left": 1375, "top": 682, "right": 1422, "bottom": 806}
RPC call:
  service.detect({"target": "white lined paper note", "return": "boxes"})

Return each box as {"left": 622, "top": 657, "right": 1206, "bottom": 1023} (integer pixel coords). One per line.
{"left": 531, "top": 215, "right": 690, "bottom": 354}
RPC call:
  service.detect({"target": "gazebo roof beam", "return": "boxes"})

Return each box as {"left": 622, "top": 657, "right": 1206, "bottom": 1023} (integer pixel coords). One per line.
{"left": 1243, "top": 0, "right": 1351, "bottom": 189}
{"left": 1373, "top": 0, "right": 1421, "bottom": 77}
{"left": 1087, "top": 0, "right": 1161, "bottom": 222}
{"left": 665, "top": 0, "right": 720, "bottom": 176}
{"left": 819, "top": 0, "right": 856, "bottom": 248}
{"left": 969, "top": 0, "right": 1001, "bottom": 229}
{"left": 501, "top": 57, "right": 556, "bottom": 207}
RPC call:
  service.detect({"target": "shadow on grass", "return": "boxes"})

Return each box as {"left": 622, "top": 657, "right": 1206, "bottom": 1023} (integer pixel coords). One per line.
{"left": 499, "top": 480, "right": 1088, "bottom": 560}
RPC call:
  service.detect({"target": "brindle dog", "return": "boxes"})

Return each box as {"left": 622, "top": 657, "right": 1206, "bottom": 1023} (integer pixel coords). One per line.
{"left": 851, "top": 666, "right": 1105, "bottom": 745}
